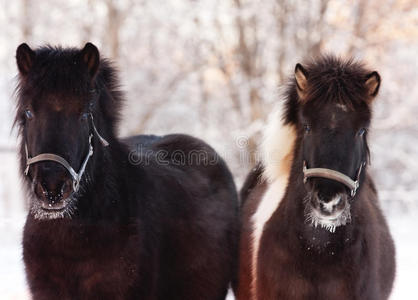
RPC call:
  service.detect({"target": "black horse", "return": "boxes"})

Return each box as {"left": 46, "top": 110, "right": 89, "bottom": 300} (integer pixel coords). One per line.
{"left": 15, "top": 43, "right": 238, "bottom": 300}
{"left": 237, "top": 56, "right": 395, "bottom": 299}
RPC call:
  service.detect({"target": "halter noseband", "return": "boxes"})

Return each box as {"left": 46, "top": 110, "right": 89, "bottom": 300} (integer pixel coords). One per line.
{"left": 24, "top": 114, "right": 109, "bottom": 193}
{"left": 303, "top": 161, "right": 365, "bottom": 197}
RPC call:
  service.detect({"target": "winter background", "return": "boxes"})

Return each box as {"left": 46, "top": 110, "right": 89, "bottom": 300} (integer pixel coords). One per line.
{"left": 0, "top": 0, "right": 417, "bottom": 299}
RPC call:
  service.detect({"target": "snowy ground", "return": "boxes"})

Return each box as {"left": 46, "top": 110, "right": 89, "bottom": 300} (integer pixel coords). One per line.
{"left": 0, "top": 155, "right": 417, "bottom": 299}
{"left": 388, "top": 214, "right": 418, "bottom": 300}
{"left": 0, "top": 215, "right": 29, "bottom": 300}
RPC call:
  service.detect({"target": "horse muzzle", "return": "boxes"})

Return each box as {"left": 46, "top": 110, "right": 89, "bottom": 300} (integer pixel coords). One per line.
{"left": 31, "top": 164, "right": 74, "bottom": 210}
{"left": 306, "top": 192, "right": 352, "bottom": 232}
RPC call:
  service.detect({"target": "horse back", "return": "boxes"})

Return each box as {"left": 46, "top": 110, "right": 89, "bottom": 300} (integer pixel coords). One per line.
{"left": 122, "top": 134, "right": 162, "bottom": 149}
{"left": 125, "top": 134, "right": 235, "bottom": 183}
{"left": 124, "top": 133, "right": 239, "bottom": 299}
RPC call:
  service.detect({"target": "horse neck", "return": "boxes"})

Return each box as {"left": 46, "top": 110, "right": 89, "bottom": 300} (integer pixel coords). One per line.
{"left": 81, "top": 84, "right": 129, "bottom": 217}
{"left": 76, "top": 137, "right": 137, "bottom": 221}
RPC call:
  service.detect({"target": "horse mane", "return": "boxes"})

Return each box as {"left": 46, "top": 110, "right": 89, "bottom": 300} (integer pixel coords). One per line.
{"left": 14, "top": 45, "right": 124, "bottom": 138}
{"left": 94, "top": 58, "right": 124, "bottom": 137}
{"left": 283, "top": 55, "right": 373, "bottom": 126}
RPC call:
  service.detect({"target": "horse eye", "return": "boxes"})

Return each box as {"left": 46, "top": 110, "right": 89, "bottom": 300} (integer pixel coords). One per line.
{"left": 80, "top": 112, "right": 89, "bottom": 121}
{"left": 304, "top": 124, "right": 311, "bottom": 133}
{"left": 25, "top": 109, "right": 33, "bottom": 120}
{"left": 358, "top": 128, "right": 366, "bottom": 137}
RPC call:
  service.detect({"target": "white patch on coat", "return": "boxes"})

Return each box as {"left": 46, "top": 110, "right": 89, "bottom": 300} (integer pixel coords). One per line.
{"left": 250, "top": 103, "right": 296, "bottom": 299}
{"left": 261, "top": 106, "right": 296, "bottom": 183}
{"left": 336, "top": 103, "right": 348, "bottom": 112}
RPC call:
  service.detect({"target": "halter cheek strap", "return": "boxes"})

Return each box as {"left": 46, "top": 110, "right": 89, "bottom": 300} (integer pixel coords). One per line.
{"left": 24, "top": 115, "right": 109, "bottom": 193}
{"left": 303, "top": 161, "right": 365, "bottom": 197}
{"left": 90, "top": 113, "right": 109, "bottom": 147}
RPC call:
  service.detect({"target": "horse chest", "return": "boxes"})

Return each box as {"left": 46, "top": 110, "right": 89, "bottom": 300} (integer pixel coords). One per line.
{"left": 23, "top": 220, "right": 143, "bottom": 299}
{"left": 256, "top": 247, "right": 355, "bottom": 300}
{"left": 256, "top": 217, "right": 375, "bottom": 300}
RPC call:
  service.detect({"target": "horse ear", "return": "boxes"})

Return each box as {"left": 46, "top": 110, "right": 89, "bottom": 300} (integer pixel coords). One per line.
{"left": 295, "top": 63, "right": 308, "bottom": 102}
{"left": 365, "top": 71, "right": 381, "bottom": 99}
{"left": 80, "top": 42, "right": 100, "bottom": 78}
{"left": 16, "top": 43, "right": 35, "bottom": 76}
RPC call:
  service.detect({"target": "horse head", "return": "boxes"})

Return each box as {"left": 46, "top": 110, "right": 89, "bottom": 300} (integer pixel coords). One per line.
{"left": 293, "top": 57, "right": 380, "bottom": 231}
{"left": 15, "top": 43, "right": 112, "bottom": 219}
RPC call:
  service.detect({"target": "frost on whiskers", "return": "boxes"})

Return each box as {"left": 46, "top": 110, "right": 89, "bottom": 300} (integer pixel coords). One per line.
{"left": 29, "top": 173, "right": 93, "bottom": 220}
{"left": 304, "top": 194, "right": 352, "bottom": 233}
{"left": 30, "top": 195, "right": 78, "bottom": 220}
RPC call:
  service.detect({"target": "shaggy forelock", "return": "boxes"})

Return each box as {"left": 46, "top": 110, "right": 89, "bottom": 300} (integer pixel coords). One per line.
{"left": 283, "top": 55, "right": 374, "bottom": 127}
{"left": 14, "top": 45, "right": 124, "bottom": 135}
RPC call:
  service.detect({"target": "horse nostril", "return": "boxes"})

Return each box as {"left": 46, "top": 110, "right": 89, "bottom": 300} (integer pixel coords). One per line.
{"left": 34, "top": 178, "right": 73, "bottom": 204}
{"left": 334, "top": 195, "right": 342, "bottom": 206}
{"left": 60, "top": 179, "right": 73, "bottom": 199}
{"left": 60, "top": 181, "right": 67, "bottom": 194}
{"left": 317, "top": 192, "right": 326, "bottom": 202}
{"left": 34, "top": 181, "right": 47, "bottom": 198}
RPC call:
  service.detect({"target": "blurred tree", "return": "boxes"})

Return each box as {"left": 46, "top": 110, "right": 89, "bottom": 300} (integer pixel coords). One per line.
{"left": 21, "top": 0, "right": 32, "bottom": 41}
{"left": 105, "top": 0, "right": 130, "bottom": 59}
{"left": 0, "top": 0, "right": 416, "bottom": 203}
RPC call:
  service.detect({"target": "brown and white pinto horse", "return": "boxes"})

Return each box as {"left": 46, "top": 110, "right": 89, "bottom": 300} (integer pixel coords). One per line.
{"left": 237, "top": 56, "right": 395, "bottom": 300}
